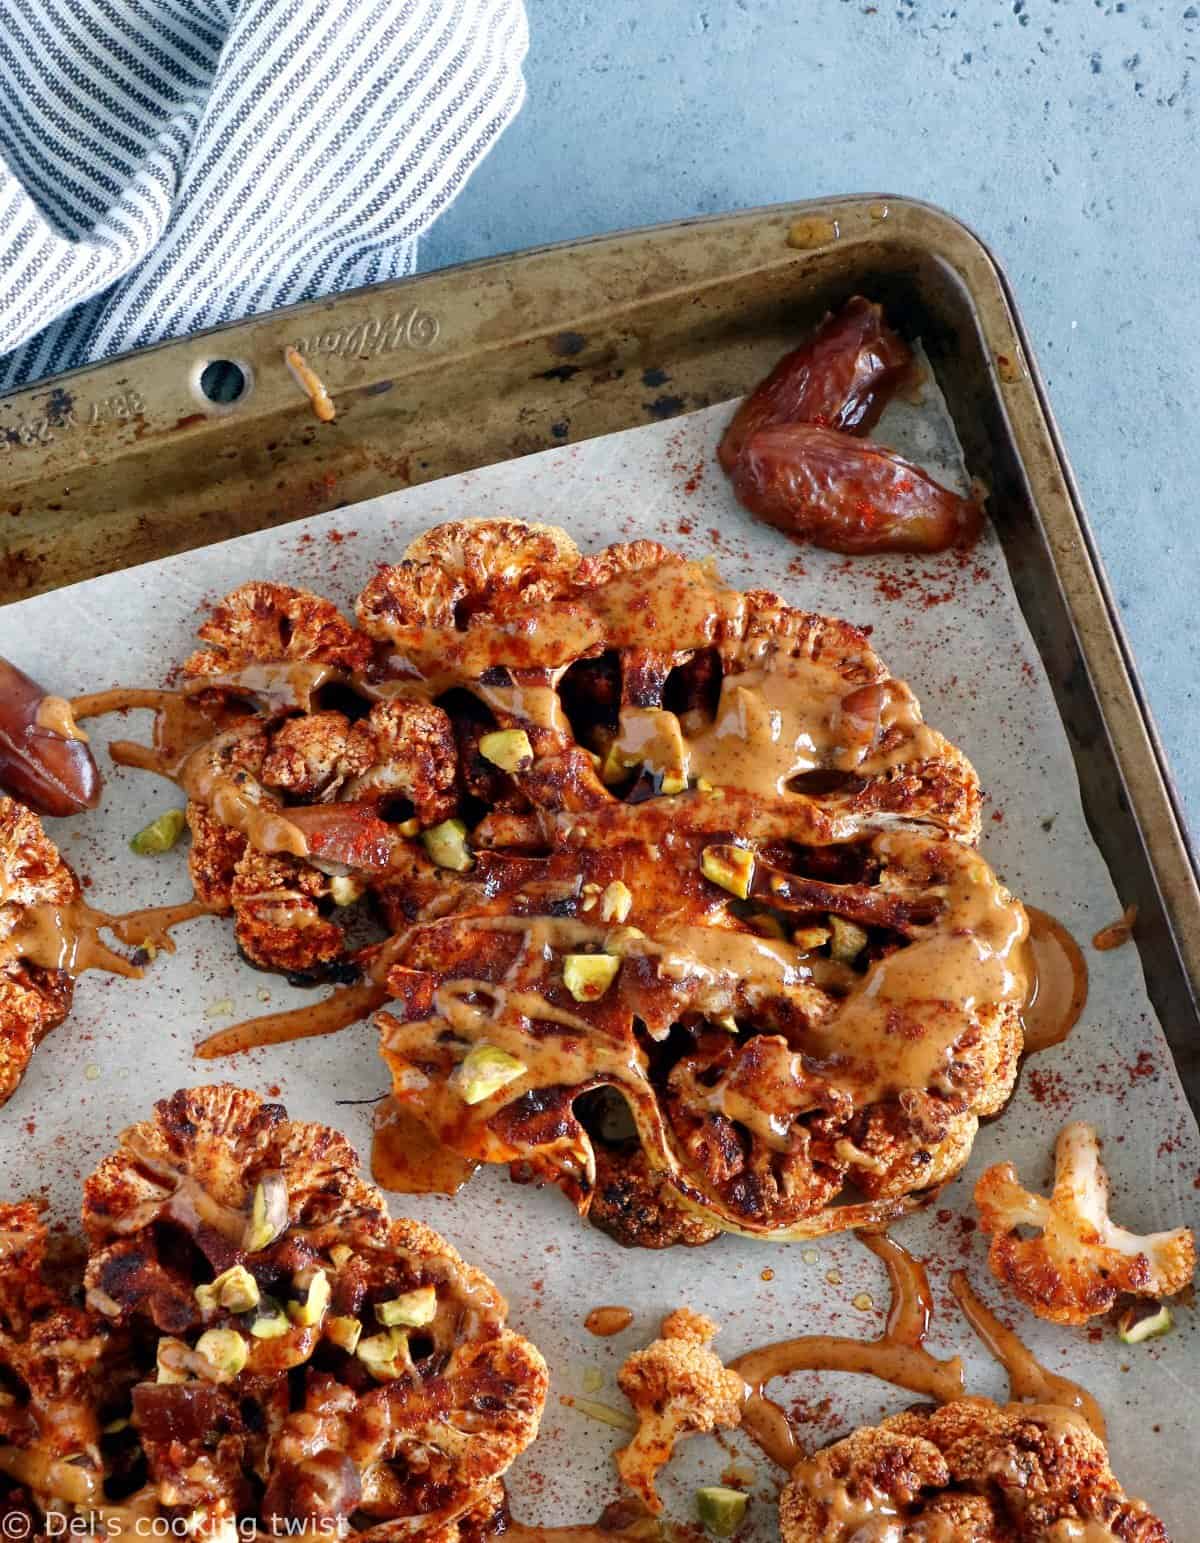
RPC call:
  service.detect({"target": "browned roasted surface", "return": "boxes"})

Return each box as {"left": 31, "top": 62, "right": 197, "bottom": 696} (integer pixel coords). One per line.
{"left": 0, "top": 1086, "right": 546, "bottom": 1538}
{"left": 779, "top": 1397, "right": 1169, "bottom": 1541}
{"left": 0, "top": 797, "right": 79, "bottom": 1108}
{"left": 0, "top": 1201, "right": 107, "bottom": 1536}
{"left": 129, "top": 518, "right": 1027, "bottom": 1243}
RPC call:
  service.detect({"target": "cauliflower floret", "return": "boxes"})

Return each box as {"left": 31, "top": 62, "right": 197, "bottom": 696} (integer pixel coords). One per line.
{"left": 259, "top": 710, "right": 372, "bottom": 798}
{"left": 975, "top": 1121, "right": 1196, "bottom": 1324}
{"left": 230, "top": 847, "right": 347, "bottom": 977}
{"left": 781, "top": 1399, "right": 1169, "bottom": 1542}
{"left": 0, "top": 797, "right": 81, "bottom": 1108}
{"left": 780, "top": 1425, "right": 952, "bottom": 1541}
{"left": 83, "top": 1085, "right": 390, "bottom": 1329}
{"left": 185, "top": 582, "right": 371, "bottom": 676}
{"left": 342, "top": 699, "right": 459, "bottom": 825}
{"left": 0, "top": 1201, "right": 106, "bottom": 1514}
{"left": 82, "top": 1088, "right": 546, "bottom": 1538}
{"left": 615, "top": 1309, "right": 745, "bottom": 1513}
{"left": 357, "top": 519, "right": 580, "bottom": 648}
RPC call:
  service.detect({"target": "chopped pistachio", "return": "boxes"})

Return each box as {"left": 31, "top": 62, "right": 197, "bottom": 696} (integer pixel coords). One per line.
{"left": 791, "top": 925, "right": 831, "bottom": 950}
{"left": 195, "top": 1329, "right": 248, "bottom": 1381}
{"left": 101, "top": 1418, "right": 129, "bottom": 1436}
{"left": 397, "top": 817, "right": 421, "bottom": 838}
{"left": 700, "top": 845, "right": 754, "bottom": 900}
{"left": 287, "top": 1268, "right": 331, "bottom": 1327}
{"left": 243, "top": 1171, "right": 288, "bottom": 1253}
{"left": 356, "top": 1328, "right": 411, "bottom": 1380}
{"left": 325, "top": 1316, "right": 362, "bottom": 1353}
{"left": 479, "top": 729, "right": 534, "bottom": 773}
{"left": 828, "top": 914, "right": 869, "bottom": 963}
{"left": 696, "top": 777, "right": 714, "bottom": 793}
{"left": 329, "top": 874, "right": 364, "bottom": 907}
{"left": 696, "top": 1487, "right": 748, "bottom": 1537}
{"left": 248, "top": 1296, "right": 290, "bottom": 1339}
{"left": 598, "top": 740, "right": 635, "bottom": 785}
{"left": 713, "top": 1014, "right": 739, "bottom": 1033}
{"left": 195, "top": 1264, "right": 260, "bottom": 1316}
{"left": 600, "top": 880, "right": 633, "bottom": 924}
{"left": 1117, "top": 1303, "right": 1173, "bottom": 1343}
{"left": 329, "top": 1244, "right": 354, "bottom": 1271}
{"left": 130, "top": 808, "right": 187, "bottom": 855}
{"left": 604, "top": 925, "right": 645, "bottom": 956}
{"left": 563, "top": 952, "right": 620, "bottom": 1001}
{"left": 377, "top": 1285, "right": 438, "bottom": 1328}
{"left": 422, "top": 818, "right": 474, "bottom": 872}
{"left": 453, "top": 1043, "right": 526, "bottom": 1105}
{"left": 660, "top": 771, "right": 688, "bottom": 795}
{"left": 156, "top": 1338, "right": 191, "bottom": 1385}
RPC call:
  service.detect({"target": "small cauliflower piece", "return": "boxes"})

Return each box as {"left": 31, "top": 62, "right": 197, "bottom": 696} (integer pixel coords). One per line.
{"left": 615, "top": 1308, "right": 745, "bottom": 1514}
{"left": 780, "top": 1398, "right": 1170, "bottom": 1542}
{"left": 974, "top": 1120, "right": 1196, "bottom": 1325}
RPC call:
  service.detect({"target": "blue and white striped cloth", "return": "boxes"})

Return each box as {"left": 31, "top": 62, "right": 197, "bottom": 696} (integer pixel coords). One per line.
{"left": 0, "top": 0, "right": 527, "bottom": 391}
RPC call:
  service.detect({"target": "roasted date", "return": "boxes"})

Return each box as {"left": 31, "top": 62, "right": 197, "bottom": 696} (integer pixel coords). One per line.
{"left": 717, "top": 295, "right": 912, "bottom": 472}
{"left": 731, "top": 423, "right": 983, "bottom": 555}
{"left": 287, "top": 802, "right": 396, "bottom": 873}
{"left": 0, "top": 656, "right": 102, "bottom": 815}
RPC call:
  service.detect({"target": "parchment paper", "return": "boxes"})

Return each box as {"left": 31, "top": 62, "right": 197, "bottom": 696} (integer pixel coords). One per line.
{"left": 0, "top": 386, "right": 1196, "bottom": 1535}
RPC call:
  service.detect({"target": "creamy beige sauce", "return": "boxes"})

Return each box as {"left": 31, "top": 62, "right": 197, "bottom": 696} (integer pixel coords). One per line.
{"left": 183, "top": 660, "right": 345, "bottom": 713}
{"left": 0, "top": 1444, "right": 99, "bottom": 1504}
{"left": 1, "top": 896, "right": 213, "bottom": 980}
{"left": 178, "top": 727, "right": 310, "bottom": 858}
{"left": 611, "top": 673, "right": 941, "bottom": 803}
{"left": 731, "top": 1232, "right": 965, "bottom": 1471}
{"left": 1022, "top": 907, "right": 1089, "bottom": 1053}
{"left": 949, "top": 1271, "right": 1105, "bottom": 1439}
{"left": 803, "top": 831, "right": 1028, "bottom": 1102}
{"left": 35, "top": 694, "right": 88, "bottom": 741}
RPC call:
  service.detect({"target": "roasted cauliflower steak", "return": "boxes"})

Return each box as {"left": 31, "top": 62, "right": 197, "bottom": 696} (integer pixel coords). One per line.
{"left": 780, "top": 1397, "right": 1169, "bottom": 1541}
{"left": 0, "top": 1086, "right": 547, "bottom": 1540}
{"left": 124, "top": 518, "right": 1029, "bottom": 1243}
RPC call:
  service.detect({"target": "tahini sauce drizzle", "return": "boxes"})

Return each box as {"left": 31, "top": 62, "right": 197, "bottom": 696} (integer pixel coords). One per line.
{"left": 731, "top": 1232, "right": 965, "bottom": 1471}
{"left": 1022, "top": 906, "right": 1088, "bottom": 1053}
{"left": 949, "top": 1271, "right": 1105, "bottom": 1439}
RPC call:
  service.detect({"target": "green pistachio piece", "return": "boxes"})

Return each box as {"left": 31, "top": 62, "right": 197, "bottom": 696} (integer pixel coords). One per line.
{"left": 422, "top": 818, "right": 474, "bottom": 872}
{"left": 376, "top": 1286, "right": 437, "bottom": 1328}
{"left": 453, "top": 1043, "right": 526, "bottom": 1105}
{"left": 130, "top": 809, "right": 188, "bottom": 855}
{"left": 696, "top": 1488, "right": 748, "bottom": 1537}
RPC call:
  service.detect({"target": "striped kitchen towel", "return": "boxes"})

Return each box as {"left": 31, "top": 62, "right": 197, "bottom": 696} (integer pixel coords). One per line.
{"left": 0, "top": 0, "right": 527, "bottom": 392}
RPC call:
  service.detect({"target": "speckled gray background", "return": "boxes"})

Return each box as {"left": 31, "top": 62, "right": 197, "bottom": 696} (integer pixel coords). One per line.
{"left": 423, "top": 0, "right": 1200, "bottom": 834}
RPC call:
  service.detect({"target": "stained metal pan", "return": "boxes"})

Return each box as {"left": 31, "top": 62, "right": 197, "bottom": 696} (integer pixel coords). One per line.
{"left": 2, "top": 194, "right": 1196, "bottom": 1106}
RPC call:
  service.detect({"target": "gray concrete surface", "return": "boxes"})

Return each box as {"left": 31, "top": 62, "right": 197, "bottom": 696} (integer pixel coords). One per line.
{"left": 423, "top": 0, "right": 1200, "bottom": 836}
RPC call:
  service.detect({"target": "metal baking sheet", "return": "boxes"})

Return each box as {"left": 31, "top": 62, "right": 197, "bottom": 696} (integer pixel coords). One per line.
{"left": 1, "top": 199, "right": 1198, "bottom": 1533}
{"left": 0, "top": 381, "right": 1197, "bottom": 1532}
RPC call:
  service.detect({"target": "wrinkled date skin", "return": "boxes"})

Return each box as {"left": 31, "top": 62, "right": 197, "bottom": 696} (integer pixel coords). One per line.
{"left": 717, "top": 295, "right": 912, "bottom": 472}
{"left": 0, "top": 656, "right": 102, "bottom": 815}
{"left": 732, "top": 424, "right": 984, "bottom": 555}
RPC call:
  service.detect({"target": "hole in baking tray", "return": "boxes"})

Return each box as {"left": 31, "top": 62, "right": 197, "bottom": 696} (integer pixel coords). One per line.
{"left": 199, "top": 359, "right": 249, "bottom": 404}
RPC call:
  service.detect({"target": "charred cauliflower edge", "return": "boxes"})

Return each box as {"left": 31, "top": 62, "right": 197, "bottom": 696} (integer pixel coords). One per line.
{"left": 136, "top": 517, "right": 1032, "bottom": 1247}
{"left": 1, "top": 1085, "right": 547, "bottom": 1542}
